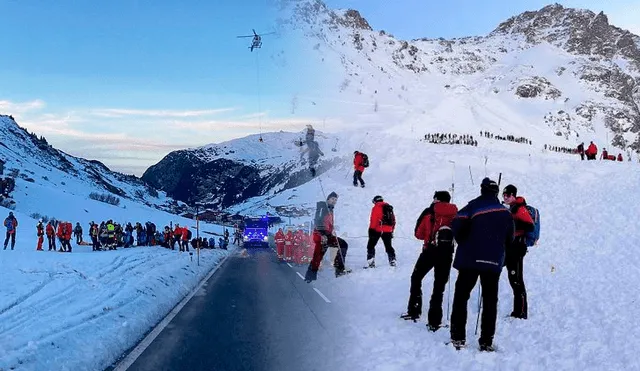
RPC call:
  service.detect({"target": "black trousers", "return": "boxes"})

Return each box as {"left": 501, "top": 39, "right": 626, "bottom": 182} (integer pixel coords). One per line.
{"left": 450, "top": 269, "right": 500, "bottom": 346}
{"left": 48, "top": 235, "right": 56, "bottom": 250}
{"left": 353, "top": 170, "right": 364, "bottom": 186}
{"left": 366, "top": 229, "right": 395, "bottom": 262}
{"left": 3, "top": 231, "right": 15, "bottom": 249}
{"left": 407, "top": 244, "right": 454, "bottom": 326}
{"left": 506, "top": 247, "right": 528, "bottom": 318}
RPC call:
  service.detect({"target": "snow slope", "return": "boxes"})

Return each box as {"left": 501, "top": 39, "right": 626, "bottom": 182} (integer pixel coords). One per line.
{"left": 237, "top": 130, "right": 640, "bottom": 370}
{"left": 277, "top": 1, "right": 640, "bottom": 154}
{"left": 0, "top": 115, "right": 237, "bottom": 370}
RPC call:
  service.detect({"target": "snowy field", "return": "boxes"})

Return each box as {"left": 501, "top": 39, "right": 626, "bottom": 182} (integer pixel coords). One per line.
{"left": 249, "top": 132, "right": 640, "bottom": 371}
{"left": 0, "top": 230, "right": 233, "bottom": 371}
{"left": 0, "top": 164, "right": 235, "bottom": 370}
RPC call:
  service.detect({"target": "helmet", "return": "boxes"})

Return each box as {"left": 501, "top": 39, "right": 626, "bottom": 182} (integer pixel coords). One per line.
{"left": 372, "top": 195, "right": 384, "bottom": 203}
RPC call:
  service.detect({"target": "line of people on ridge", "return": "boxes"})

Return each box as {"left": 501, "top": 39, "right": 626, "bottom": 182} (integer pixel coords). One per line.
{"left": 302, "top": 178, "right": 540, "bottom": 352}
{"left": 423, "top": 133, "right": 477, "bottom": 147}
{"left": 480, "top": 131, "right": 532, "bottom": 145}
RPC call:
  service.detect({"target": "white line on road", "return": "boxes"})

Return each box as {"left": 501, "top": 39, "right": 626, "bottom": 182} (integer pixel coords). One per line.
{"left": 287, "top": 263, "right": 293, "bottom": 268}
{"left": 313, "top": 288, "right": 331, "bottom": 303}
{"left": 112, "top": 251, "right": 234, "bottom": 371}
{"left": 296, "top": 272, "right": 305, "bottom": 280}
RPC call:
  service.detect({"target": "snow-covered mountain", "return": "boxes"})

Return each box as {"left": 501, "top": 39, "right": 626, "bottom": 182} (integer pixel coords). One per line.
{"left": 141, "top": 129, "right": 344, "bottom": 209}
{"left": 0, "top": 114, "right": 188, "bottom": 217}
{"left": 276, "top": 1, "right": 640, "bottom": 151}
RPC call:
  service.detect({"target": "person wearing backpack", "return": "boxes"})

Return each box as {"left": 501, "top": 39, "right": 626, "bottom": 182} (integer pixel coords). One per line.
{"left": 401, "top": 191, "right": 458, "bottom": 331}
{"left": 366, "top": 195, "right": 397, "bottom": 268}
{"left": 4, "top": 211, "right": 18, "bottom": 250}
{"left": 353, "top": 151, "right": 367, "bottom": 188}
{"left": 502, "top": 184, "right": 535, "bottom": 320}
{"left": 305, "top": 192, "right": 350, "bottom": 282}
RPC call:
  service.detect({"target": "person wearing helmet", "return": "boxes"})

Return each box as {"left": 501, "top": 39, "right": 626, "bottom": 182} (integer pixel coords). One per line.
{"left": 366, "top": 195, "right": 396, "bottom": 268}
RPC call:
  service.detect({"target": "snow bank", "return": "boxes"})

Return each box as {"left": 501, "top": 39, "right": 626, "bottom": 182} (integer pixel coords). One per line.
{"left": 0, "top": 225, "right": 233, "bottom": 371}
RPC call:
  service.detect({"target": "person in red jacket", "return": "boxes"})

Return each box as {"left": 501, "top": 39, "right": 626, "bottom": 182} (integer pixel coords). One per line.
{"left": 366, "top": 195, "right": 396, "bottom": 268}
{"left": 284, "top": 230, "right": 294, "bottom": 262}
{"left": 401, "top": 191, "right": 458, "bottom": 331}
{"left": 275, "top": 228, "right": 285, "bottom": 261}
{"left": 305, "top": 192, "right": 350, "bottom": 282}
{"left": 353, "top": 151, "right": 366, "bottom": 188}
{"left": 502, "top": 185, "right": 534, "bottom": 319}
{"left": 617, "top": 153, "right": 623, "bottom": 162}
{"left": 36, "top": 220, "right": 44, "bottom": 251}
{"left": 46, "top": 221, "right": 56, "bottom": 251}
{"left": 601, "top": 148, "right": 608, "bottom": 160}
{"left": 586, "top": 141, "right": 597, "bottom": 160}
{"left": 64, "top": 222, "right": 73, "bottom": 252}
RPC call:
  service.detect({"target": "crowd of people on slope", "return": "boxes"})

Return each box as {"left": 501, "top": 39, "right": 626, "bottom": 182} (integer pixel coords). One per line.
{"left": 3, "top": 213, "right": 237, "bottom": 253}
{"left": 274, "top": 228, "right": 320, "bottom": 266}
{"left": 301, "top": 176, "right": 540, "bottom": 352}
{"left": 480, "top": 131, "right": 532, "bottom": 145}
{"left": 423, "top": 133, "right": 478, "bottom": 147}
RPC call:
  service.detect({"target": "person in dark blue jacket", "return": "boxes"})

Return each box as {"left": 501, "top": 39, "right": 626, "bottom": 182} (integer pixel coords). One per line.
{"left": 448, "top": 177, "right": 515, "bottom": 352}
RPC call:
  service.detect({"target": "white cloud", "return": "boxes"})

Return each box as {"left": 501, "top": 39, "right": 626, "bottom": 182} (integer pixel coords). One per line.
{"left": 89, "top": 107, "right": 237, "bottom": 118}
{"left": 0, "top": 99, "right": 45, "bottom": 113}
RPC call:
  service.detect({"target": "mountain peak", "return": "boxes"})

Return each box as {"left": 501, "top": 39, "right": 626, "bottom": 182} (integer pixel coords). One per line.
{"left": 491, "top": 3, "right": 640, "bottom": 66}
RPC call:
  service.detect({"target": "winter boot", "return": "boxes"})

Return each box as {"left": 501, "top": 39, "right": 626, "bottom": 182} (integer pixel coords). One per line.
{"left": 335, "top": 267, "right": 352, "bottom": 277}
{"left": 427, "top": 323, "right": 440, "bottom": 332}
{"left": 304, "top": 267, "right": 318, "bottom": 283}
{"left": 389, "top": 259, "right": 397, "bottom": 267}
{"left": 366, "top": 258, "right": 375, "bottom": 268}
{"left": 450, "top": 340, "right": 465, "bottom": 350}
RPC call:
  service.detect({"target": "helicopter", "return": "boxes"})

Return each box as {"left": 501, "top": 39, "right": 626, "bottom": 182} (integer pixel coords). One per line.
{"left": 237, "top": 29, "right": 275, "bottom": 52}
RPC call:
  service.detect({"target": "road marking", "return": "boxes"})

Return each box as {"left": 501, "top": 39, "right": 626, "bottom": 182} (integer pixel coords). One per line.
{"left": 313, "top": 288, "right": 331, "bottom": 303}
{"left": 296, "top": 272, "right": 305, "bottom": 280}
{"left": 287, "top": 263, "right": 293, "bottom": 268}
{"left": 112, "top": 250, "right": 234, "bottom": 371}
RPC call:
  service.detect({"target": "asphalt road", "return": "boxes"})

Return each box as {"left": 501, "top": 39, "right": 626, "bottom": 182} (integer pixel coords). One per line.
{"left": 122, "top": 248, "right": 352, "bottom": 371}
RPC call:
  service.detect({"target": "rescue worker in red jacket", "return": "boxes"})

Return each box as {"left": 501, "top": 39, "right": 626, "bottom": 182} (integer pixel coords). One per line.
{"left": 353, "top": 151, "right": 366, "bottom": 188}
{"left": 401, "top": 191, "right": 458, "bottom": 331}
{"left": 502, "top": 185, "right": 534, "bottom": 319}
{"left": 586, "top": 141, "right": 597, "bottom": 160}
{"left": 284, "top": 230, "right": 294, "bottom": 262}
{"left": 293, "top": 230, "right": 304, "bottom": 264}
{"left": 601, "top": 148, "right": 608, "bottom": 160}
{"left": 275, "top": 228, "right": 285, "bottom": 261}
{"left": 46, "top": 221, "right": 56, "bottom": 251}
{"left": 36, "top": 219, "right": 44, "bottom": 251}
{"left": 305, "top": 192, "right": 350, "bottom": 282}
{"left": 64, "top": 222, "right": 73, "bottom": 252}
{"left": 366, "top": 195, "right": 396, "bottom": 268}
{"left": 617, "top": 153, "right": 623, "bottom": 162}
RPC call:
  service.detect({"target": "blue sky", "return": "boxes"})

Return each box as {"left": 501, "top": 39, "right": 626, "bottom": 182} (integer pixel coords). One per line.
{"left": 0, "top": 0, "right": 319, "bottom": 175}
{"left": 323, "top": 0, "right": 640, "bottom": 40}
{"left": 2, "top": 0, "right": 638, "bottom": 175}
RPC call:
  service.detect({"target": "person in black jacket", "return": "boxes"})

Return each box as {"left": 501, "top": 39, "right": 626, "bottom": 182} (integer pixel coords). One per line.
{"left": 448, "top": 178, "right": 515, "bottom": 352}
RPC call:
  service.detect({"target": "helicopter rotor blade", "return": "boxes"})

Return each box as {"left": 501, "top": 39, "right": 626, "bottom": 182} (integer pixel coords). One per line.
{"left": 253, "top": 29, "right": 257, "bottom": 36}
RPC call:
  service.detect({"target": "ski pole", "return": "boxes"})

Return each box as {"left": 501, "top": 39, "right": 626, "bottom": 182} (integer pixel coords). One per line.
{"left": 468, "top": 166, "right": 474, "bottom": 185}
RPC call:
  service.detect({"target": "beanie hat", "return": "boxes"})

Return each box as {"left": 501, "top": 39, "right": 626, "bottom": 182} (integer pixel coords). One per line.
{"left": 503, "top": 184, "right": 517, "bottom": 197}
{"left": 480, "top": 177, "right": 499, "bottom": 194}
{"left": 433, "top": 191, "right": 451, "bottom": 203}
{"left": 372, "top": 195, "right": 384, "bottom": 203}
{"left": 327, "top": 191, "right": 338, "bottom": 200}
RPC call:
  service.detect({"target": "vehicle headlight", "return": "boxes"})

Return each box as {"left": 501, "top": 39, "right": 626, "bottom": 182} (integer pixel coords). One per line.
{"left": 263, "top": 236, "right": 268, "bottom": 241}
{"left": 243, "top": 236, "right": 248, "bottom": 241}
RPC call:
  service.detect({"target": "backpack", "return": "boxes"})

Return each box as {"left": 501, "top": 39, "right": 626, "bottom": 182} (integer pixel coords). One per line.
{"left": 524, "top": 205, "right": 540, "bottom": 247}
{"left": 314, "top": 201, "right": 329, "bottom": 229}
{"left": 361, "top": 153, "right": 369, "bottom": 168}
{"left": 187, "top": 229, "right": 193, "bottom": 239}
{"left": 380, "top": 203, "right": 396, "bottom": 227}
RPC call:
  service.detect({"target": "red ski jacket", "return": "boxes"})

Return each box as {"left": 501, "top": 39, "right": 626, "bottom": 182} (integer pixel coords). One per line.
{"left": 415, "top": 202, "right": 458, "bottom": 248}
{"left": 369, "top": 201, "right": 394, "bottom": 233}
{"left": 510, "top": 197, "right": 534, "bottom": 237}
{"left": 354, "top": 152, "right": 365, "bottom": 172}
